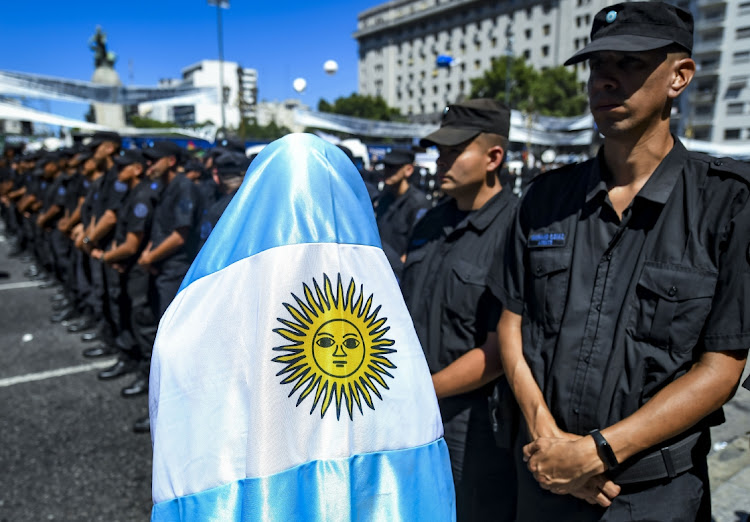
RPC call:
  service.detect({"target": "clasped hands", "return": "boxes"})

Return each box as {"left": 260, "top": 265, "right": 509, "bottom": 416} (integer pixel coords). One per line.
{"left": 523, "top": 427, "right": 621, "bottom": 508}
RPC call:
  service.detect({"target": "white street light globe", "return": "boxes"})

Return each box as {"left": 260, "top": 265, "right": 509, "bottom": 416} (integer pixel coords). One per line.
{"left": 293, "top": 77, "right": 307, "bottom": 93}
{"left": 323, "top": 60, "right": 338, "bottom": 75}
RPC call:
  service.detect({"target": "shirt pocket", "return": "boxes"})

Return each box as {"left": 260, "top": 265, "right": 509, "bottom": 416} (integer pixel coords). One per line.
{"left": 631, "top": 263, "right": 718, "bottom": 353}
{"left": 442, "top": 260, "right": 489, "bottom": 345}
{"left": 528, "top": 249, "right": 572, "bottom": 330}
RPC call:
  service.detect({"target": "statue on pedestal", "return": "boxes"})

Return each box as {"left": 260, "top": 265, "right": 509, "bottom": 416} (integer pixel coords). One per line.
{"left": 89, "top": 26, "right": 117, "bottom": 69}
{"left": 88, "top": 26, "right": 125, "bottom": 129}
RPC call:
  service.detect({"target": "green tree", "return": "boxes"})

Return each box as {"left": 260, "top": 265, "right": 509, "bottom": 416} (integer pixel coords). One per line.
{"left": 470, "top": 57, "right": 587, "bottom": 117}
{"left": 129, "top": 115, "right": 177, "bottom": 129}
{"left": 237, "top": 119, "right": 291, "bottom": 141}
{"left": 317, "top": 93, "right": 404, "bottom": 121}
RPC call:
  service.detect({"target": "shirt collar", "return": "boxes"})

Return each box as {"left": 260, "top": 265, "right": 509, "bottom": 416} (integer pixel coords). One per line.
{"left": 585, "top": 136, "right": 687, "bottom": 206}
{"left": 459, "top": 188, "right": 515, "bottom": 232}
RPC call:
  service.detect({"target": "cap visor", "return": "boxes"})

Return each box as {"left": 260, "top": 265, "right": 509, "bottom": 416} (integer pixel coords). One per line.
{"left": 419, "top": 127, "right": 480, "bottom": 148}
{"left": 564, "top": 34, "right": 676, "bottom": 65}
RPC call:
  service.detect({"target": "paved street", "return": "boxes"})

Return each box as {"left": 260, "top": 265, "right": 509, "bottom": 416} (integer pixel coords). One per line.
{"left": 0, "top": 233, "right": 152, "bottom": 521}
{"left": 0, "top": 222, "right": 749, "bottom": 521}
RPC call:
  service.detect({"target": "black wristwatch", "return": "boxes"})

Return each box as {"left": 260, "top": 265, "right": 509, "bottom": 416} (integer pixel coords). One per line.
{"left": 589, "top": 429, "right": 619, "bottom": 470}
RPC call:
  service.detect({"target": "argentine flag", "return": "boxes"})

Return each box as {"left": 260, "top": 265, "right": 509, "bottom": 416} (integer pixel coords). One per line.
{"left": 149, "top": 134, "right": 455, "bottom": 521}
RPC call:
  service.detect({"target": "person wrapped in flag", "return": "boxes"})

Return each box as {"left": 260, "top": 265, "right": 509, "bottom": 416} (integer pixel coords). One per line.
{"left": 149, "top": 133, "right": 455, "bottom": 521}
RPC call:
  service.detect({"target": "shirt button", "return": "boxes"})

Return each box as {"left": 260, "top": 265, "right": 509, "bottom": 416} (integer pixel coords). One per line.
{"left": 668, "top": 286, "right": 677, "bottom": 297}
{"left": 714, "top": 160, "right": 723, "bottom": 166}
{"left": 596, "top": 304, "right": 601, "bottom": 311}
{"left": 584, "top": 355, "right": 591, "bottom": 363}
{"left": 573, "top": 408, "right": 580, "bottom": 414}
{"left": 536, "top": 265, "right": 543, "bottom": 274}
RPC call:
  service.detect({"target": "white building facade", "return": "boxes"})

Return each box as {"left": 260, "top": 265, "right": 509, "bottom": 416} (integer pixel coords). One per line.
{"left": 683, "top": 0, "right": 750, "bottom": 143}
{"left": 355, "top": 0, "right": 750, "bottom": 146}
{"left": 141, "top": 60, "right": 257, "bottom": 129}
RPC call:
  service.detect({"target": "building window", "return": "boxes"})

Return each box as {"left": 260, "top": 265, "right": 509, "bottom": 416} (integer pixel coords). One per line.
{"left": 492, "top": 37, "right": 498, "bottom": 48}
{"left": 543, "top": 24, "right": 551, "bottom": 36}
{"left": 474, "top": 59, "right": 481, "bottom": 69}
{"left": 737, "top": 26, "right": 750, "bottom": 39}
{"left": 727, "top": 102, "right": 745, "bottom": 115}
{"left": 542, "top": 45, "right": 550, "bottom": 57}
{"left": 523, "top": 49, "right": 531, "bottom": 59}
{"left": 733, "top": 51, "right": 750, "bottom": 64}
{"left": 525, "top": 29, "right": 532, "bottom": 40}
{"left": 724, "top": 128, "right": 741, "bottom": 139}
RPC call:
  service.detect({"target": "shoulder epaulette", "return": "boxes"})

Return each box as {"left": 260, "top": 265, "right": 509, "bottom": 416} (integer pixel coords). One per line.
{"left": 527, "top": 159, "right": 593, "bottom": 186}
{"left": 690, "top": 152, "right": 750, "bottom": 185}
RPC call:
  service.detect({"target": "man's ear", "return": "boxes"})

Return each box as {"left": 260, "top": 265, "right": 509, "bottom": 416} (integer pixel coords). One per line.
{"left": 403, "top": 164, "right": 415, "bottom": 179}
{"left": 487, "top": 145, "right": 505, "bottom": 173}
{"left": 669, "top": 56, "right": 696, "bottom": 100}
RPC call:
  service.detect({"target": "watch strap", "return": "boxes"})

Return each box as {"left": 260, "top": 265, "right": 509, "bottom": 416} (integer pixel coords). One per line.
{"left": 589, "top": 429, "right": 619, "bottom": 470}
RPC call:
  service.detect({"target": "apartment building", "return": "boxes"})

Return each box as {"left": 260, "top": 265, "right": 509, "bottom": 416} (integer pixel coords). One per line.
{"left": 356, "top": 0, "right": 750, "bottom": 145}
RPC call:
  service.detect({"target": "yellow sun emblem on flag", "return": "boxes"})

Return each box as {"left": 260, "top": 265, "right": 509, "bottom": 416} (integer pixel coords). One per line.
{"left": 272, "top": 274, "right": 396, "bottom": 420}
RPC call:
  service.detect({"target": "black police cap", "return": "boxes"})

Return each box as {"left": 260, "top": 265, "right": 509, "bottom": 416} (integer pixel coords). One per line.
{"left": 217, "top": 137, "right": 246, "bottom": 154}
{"left": 214, "top": 151, "right": 250, "bottom": 178}
{"left": 88, "top": 131, "right": 122, "bottom": 149}
{"left": 420, "top": 98, "right": 511, "bottom": 148}
{"left": 380, "top": 150, "right": 415, "bottom": 167}
{"left": 39, "top": 152, "right": 62, "bottom": 167}
{"left": 565, "top": 2, "right": 693, "bottom": 65}
{"left": 142, "top": 141, "right": 184, "bottom": 162}
{"left": 114, "top": 149, "right": 147, "bottom": 167}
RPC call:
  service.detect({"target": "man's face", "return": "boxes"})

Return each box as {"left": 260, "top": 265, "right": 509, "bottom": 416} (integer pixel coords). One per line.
{"left": 436, "top": 137, "right": 488, "bottom": 198}
{"left": 43, "top": 161, "right": 58, "bottom": 179}
{"left": 93, "top": 141, "right": 116, "bottom": 160}
{"left": 587, "top": 49, "right": 682, "bottom": 138}
{"left": 382, "top": 163, "right": 411, "bottom": 187}
{"left": 146, "top": 156, "right": 173, "bottom": 180}
{"left": 82, "top": 158, "right": 97, "bottom": 176}
{"left": 118, "top": 163, "right": 142, "bottom": 183}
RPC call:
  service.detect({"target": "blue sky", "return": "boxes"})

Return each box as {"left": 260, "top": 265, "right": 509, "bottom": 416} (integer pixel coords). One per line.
{"left": 1, "top": 0, "right": 378, "bottom": 120}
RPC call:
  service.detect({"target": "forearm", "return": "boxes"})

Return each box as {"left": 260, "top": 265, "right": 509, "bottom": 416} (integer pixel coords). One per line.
{"left": 89, "top": 210, "right": 117, "bottom": 244}
{"left": 498, "top": 309, "right": 558, "bottom": 439}
{"left": 432, "top": 333, "right": 502, "bottom": 399}
{"left": 602, "top": 350, "right": 748, "bottom": 464}
{"left": 103, "top": 232, "right": 142, "bottom": 264}
{"left": 148, "top": 230, "right": 186, "bottom": 264}
{"left": 39, "top": 205, "right": 61, "bottom": 227}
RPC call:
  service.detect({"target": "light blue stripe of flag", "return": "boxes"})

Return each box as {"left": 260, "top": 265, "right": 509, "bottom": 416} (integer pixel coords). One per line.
{"left": 151, "top": 439, "right": 455, "bottom": 522}
{"left": 180, "top": 134, "right": 381, "bottom": 293}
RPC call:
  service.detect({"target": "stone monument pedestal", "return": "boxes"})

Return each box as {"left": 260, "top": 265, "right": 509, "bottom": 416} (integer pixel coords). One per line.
{"left": 91, "top": 66, "right": 126, "bottom": 129}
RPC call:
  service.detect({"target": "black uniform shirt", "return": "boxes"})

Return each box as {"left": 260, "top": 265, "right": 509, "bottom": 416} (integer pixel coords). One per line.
{"left": 100, "top": 168, "right": 129, "bottom": 215}
{"left": 79, "top": 177, "right": 97, "bottom": 224}
{"left": 401, "top": 188, "right": 518, "bottom": 377}
{"left": 197, "top": 190, "right": 235, "bottom": 251}
{"left": 62, "top": 173, "right": 86, "bottom": 213}
{"left": 112, "top": 179, "right": 163, "bottom": 264}
{"left": 150, "top": 173, "right": 199, "bottom": 270}
{"left": 374, "top": 186, "right": 431, "bottom": 256}
{"left": 40, "top": 177, "right": 58, "bottom": 211}
{"left": 491, "top": 139, "right": 750, "bottom": 435}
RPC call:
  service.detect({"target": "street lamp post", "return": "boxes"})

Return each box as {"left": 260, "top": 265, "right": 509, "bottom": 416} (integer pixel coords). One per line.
{"left": 208, "top": 0, "right": 230, "bottom": 131}
{"left": 505, "top": 25, "right": 514, "bottom": 106}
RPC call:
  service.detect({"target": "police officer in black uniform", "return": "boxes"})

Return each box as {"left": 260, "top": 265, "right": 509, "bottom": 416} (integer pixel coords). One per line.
{"left": 373, "top": 150, "right": 430, "bottom": 269}
{"left": 196, "top": 150, "right": 250, "bottom": 251}
{"left": 128, "top": 141, "right": 199, "bottom": 431}
{"left": 493, "top": 3, "right": 750, "bottom": 520}
{"left": 90, "top": 150, "right": 162, "bottom": 379}
{"left": 400, "top": 99, "right": 518, "bottom": 521}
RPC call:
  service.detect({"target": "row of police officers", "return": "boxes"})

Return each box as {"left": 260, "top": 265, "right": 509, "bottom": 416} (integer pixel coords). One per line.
{"left": 0, "top": 133, "right": 251, "bottom": 433}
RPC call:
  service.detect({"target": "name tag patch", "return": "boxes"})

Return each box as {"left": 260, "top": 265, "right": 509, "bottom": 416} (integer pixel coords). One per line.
{"left": 529, "top": 232, "right": 566, "bottom": 248}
